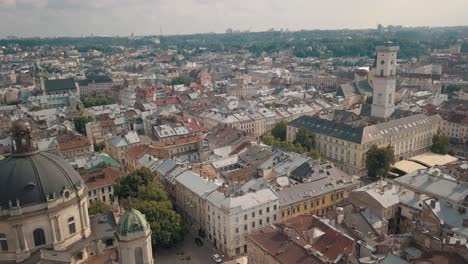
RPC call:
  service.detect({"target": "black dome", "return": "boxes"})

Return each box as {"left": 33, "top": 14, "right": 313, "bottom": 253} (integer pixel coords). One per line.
{"left": 0, "top": 151, "right": 83, "bottom": 208}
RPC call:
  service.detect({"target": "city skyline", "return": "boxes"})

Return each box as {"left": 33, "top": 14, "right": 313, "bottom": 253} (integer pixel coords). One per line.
{"left": 1, "top": 0, "right": 468, "bottom": 37}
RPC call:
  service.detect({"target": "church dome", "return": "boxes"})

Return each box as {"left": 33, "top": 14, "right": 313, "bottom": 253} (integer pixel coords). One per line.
{"left": 0, "top": 119, "right": 83, "bottom": 208}
{"left": 117, "top": 208, "right": 150, "bottom": 236}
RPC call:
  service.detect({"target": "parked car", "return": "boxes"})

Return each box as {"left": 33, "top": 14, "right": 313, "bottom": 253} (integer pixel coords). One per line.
{"left": 194, "top": 237, "right": 203, "bottom": 247}
{"left": 211, "top": 254, "right": 222, "bottom": 263}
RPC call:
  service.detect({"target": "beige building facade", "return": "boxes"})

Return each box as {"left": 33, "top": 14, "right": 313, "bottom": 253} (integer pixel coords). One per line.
{"left": 287, "top": 114, "right": 440, "bottom": 176}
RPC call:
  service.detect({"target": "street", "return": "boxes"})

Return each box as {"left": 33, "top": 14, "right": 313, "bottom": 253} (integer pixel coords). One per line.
{"left": 155, "top": 232, "right": 220, "bottom": 264}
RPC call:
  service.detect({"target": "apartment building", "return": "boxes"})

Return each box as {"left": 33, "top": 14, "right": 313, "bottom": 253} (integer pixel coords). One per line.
{"left": 186, "top": 108, "right": 277, "bottom": 139}
{"left": 174, "top": 171, "right": 219, "bottom": 235}
{"left": 438, "top": 112, "right": 468, "bottom": 143}
{"left": 278, "top": 165, "right": 360, "bottom": 222}
{"left": 205, "top": 187, "right": 279, "bottom": 257}
{"left": 287, "top": 113, "right": 440, "bottom": 176}
{"left": 247, "top": 215, "right": 355, "bottom": 264}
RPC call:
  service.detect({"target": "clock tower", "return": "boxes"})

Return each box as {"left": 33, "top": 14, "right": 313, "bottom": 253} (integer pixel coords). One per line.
{"left": 371, "top": 42, "right": 399, "bottom": 119}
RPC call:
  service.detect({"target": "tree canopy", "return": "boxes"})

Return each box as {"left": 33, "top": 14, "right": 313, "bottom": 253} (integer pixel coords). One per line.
{"left": 82, "top": 98, "right": 114, "bottom": 108}
{"left": 114, "top": 168, "right": 185, "bottom": 248}
{"left": 88, "top": 200, "right": 110, "bottom": 215}
{"left": 170, "top": 75, "right": 192, "bottom": 86}
{"left": 271, "top": 121, "right": 287, "bottom": 141}
{"left": 431, "top": 134, "right": 450, "bottom": 155}
{"left": 73, "top": 116, "right": 93, "bottom": 135}
{"left": 294, "top": 128, "right": 315, "bottom": 151}
{"left": 365, "top": 145, "right": 395, "bottom": 178}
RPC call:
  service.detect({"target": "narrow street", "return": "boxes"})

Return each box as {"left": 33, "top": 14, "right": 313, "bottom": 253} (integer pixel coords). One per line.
{"left": 155, "top": 232, "right": 221, "bottom": 264}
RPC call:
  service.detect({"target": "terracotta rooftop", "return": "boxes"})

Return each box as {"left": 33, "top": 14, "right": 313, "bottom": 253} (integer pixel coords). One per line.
{"left": 59, "top": 136, "right": 91, "bottom": 151}
{"left": 126, "top": 144, "right": 150, "bottom": 160}
{"left": 82, "top": 166, "right": 125, "bottom": 190}
{"left": 151, "top": 135, "right": 201, "bottom": 149}
{"left": 248, "top": 215, "right": 355, "bottom": 264}
{"left": 155, "top": 97, "right": 181, "bottom": 107}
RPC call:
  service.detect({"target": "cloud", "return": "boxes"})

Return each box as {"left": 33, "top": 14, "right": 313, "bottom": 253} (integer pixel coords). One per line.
{"left": 0, "top": 0, "right": 16, "bottom": 9}
{"left": 0, "top": 0, "right": 467, "bottom": 37}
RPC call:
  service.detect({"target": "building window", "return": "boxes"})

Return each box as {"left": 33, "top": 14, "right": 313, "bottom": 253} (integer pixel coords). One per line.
{"left": 273, "top": 215, "right": 277, "bottom": 221}
{"left": 0, "top": 233, "right": 7, "bottom": 251}
{"left": 68, "top": 217, "right": 76, "bottom": 235}
{"left": 252, "top": 212, "right": 255, "bottom": 218}
{"left": 274, "top": 205, "right": 277, "bottom": 210}
{"left": 266, "top": 207, "right": 270, "bottom": 213}
{"left": 251, "top": 222, "right": 255, "bottom": 228}
{"left": 235, "top": 227, "right": 239, "bottom": 234}
{"left": 33, "top": 229, "right": 46, "bottom": 247}
{"left": 259, "top": 209, "right": 262, "bottom": 215}
{"left": 259, "top": 219, "right": 262, "bottom": 225}
{"left": 244, "top": 214, "right": 247, "bottom": 220}
{"left": 76, "top": 252, "right": 84, "bottom": 260}
{"left": 244, "top": 225, "right": 247, "bottom": 231}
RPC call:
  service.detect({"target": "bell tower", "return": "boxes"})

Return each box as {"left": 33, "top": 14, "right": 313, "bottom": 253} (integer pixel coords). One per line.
{"left": 371, "top": 42, "right": 399, "bottom": 119}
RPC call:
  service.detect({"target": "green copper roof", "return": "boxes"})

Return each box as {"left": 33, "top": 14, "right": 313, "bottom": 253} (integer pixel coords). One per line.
{"left": 117, "top": 208, "right": 150, "bottom": 235}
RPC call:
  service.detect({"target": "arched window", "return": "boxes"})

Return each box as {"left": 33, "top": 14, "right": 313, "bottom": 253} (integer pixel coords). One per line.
{"left": 33, "top": 229, "right": 46, "bottom": 246}
{"left": 134, "top": 247, "right": 143, "bottom": 264}
{"left": 68, "top": 217, "right": 76, "bottom": 235}
{"left": 0, "top": 233, "right": 8, "bottom": 251}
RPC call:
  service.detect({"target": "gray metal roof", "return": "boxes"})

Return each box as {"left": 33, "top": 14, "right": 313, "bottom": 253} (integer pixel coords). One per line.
{"left": 44, "top": 78, "right": 76, "bottom": 92}
{"left": 175, "top": 171, "right": 218, "bottom": 197}
{"left": 278, "top": 170, "right": 358, "bottom": 207}
{"left": 289, "top": 115, "right": 364, "bottom": 144}
{"left": 394, "top": 168, "right": 468, "bottom": 204}
{"left": 0, "top": 151, "right": 83, "bottom": 208}
{"left": 289, "top": 113, "right": 439, "bottom": 144}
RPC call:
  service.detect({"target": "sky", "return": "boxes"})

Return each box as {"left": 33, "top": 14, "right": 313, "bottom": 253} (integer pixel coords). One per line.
{"left": 0, "top": 0, "right": 468, "bottom": 37}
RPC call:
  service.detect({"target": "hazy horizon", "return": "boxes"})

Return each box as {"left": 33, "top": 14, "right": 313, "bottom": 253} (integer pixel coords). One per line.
{"left": 1, "top": 0, "right": 468, "bottom": 38}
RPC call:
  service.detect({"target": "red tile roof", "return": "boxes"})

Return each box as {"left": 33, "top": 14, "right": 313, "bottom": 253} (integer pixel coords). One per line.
{"left": 248, "top": 215, "right": 355, "bottom": 264}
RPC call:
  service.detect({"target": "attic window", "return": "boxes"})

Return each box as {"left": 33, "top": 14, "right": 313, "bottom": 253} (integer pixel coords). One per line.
{"left": 24, "top": 182, "right": 36, "bottom": 191}
{"left": 64, "top": 191, "right": 70, "bottom": 198}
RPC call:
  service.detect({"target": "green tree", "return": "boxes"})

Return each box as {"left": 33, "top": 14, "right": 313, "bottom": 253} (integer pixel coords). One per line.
{"left": 82, "top": 98, "right": 114, "bottom": 108}
{"left": 294, "top": 128, "right": 314, "bottom": 151}
{"left": 114, "top": 168, "right": 185, "bottom": 248}
{"left": 271, "top": 121, "right": 287, "bottom": 141}
{"left": 431, "top": 134, "right": 450, "bottom": 154}
{"left": 365, "top": 145, "right": 395, "bottom": 178}
{"left": 73, "top": 116, "right": 93, "bottom": 135}
{"left": 114, "top": 168, "right": 154, "bottom": 199}
{"left": 170, "top": 75, "right": 192, "bottom": 86}
{"left": 88, "top": 200, "right": 110, "bottom": 215}
{"left": 94, "top": 142, "right": 105, "bottom": 152}
{"left": 261, "top": 133, "right": 275, "bottom": 145}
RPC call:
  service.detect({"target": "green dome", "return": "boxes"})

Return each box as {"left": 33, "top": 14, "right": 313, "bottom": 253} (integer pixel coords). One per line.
{"left": 117, "top": 208, "right": 150, "bottom": 236}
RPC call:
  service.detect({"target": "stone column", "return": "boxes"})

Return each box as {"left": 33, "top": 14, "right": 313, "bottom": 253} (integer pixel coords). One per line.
{"left": 78, "top": 203, "right": 86, "bottom": 236}
{"left": 82, "top": 203, "right": 89, "bottom": 227}
{"left": 56, "top": 216, "right": 63, "bottom": 241}
{"left": 49, "top": 218, "right": 57, "bottom": 243}
{"left": 14, "top": 225, "right": 23, "bottom": 252}
{"left": 19, "top": 225, "right": 29, "bottom": 251}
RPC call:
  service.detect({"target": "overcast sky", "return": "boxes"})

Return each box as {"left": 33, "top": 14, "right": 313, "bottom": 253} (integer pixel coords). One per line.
{"left": 1, "top": 0, "right": 467, "bottom": 37}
